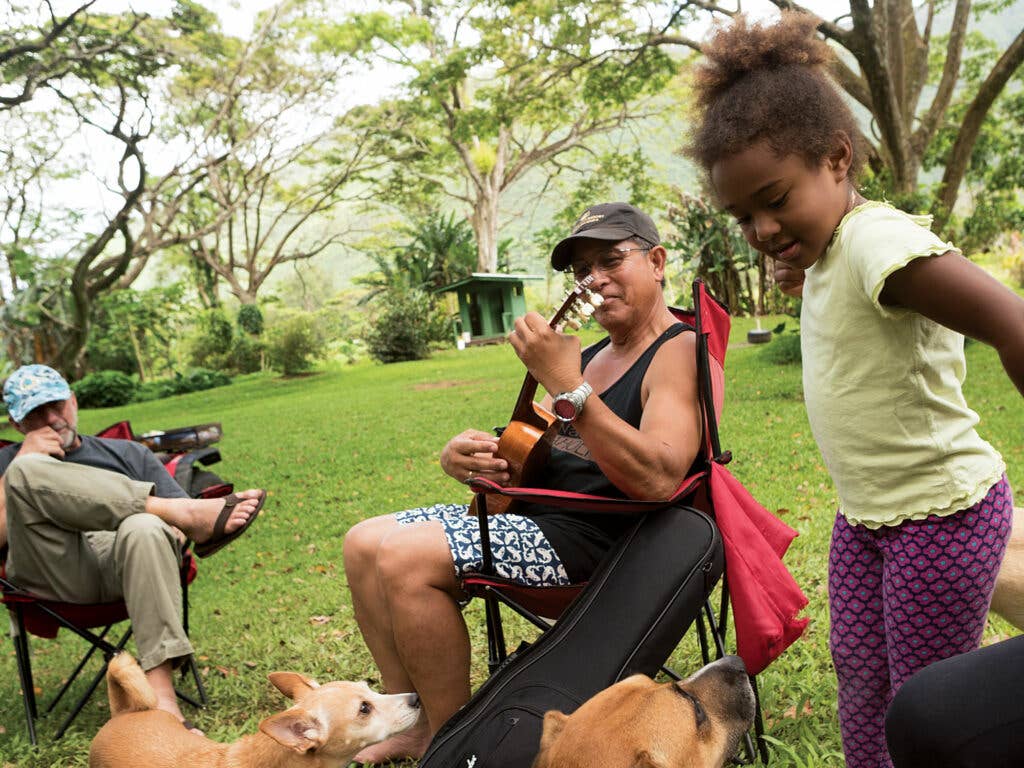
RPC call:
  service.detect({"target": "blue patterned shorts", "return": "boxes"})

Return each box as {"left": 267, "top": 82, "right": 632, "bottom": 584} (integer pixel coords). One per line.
{"left": 394, "top": 503, "right": 571, "bottom": 587}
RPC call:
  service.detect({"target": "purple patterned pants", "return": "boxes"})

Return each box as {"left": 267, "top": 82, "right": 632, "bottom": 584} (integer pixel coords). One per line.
{"left": 828, "top": 476, "right": 1013, "bottom": 768}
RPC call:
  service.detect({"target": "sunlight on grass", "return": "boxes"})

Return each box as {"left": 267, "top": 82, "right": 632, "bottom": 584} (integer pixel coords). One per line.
{"left": 1, "top": 335, "right": 1019, "bottom": 767}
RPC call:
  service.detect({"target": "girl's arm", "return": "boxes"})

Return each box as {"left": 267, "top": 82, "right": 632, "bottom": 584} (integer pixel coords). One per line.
{"left": 880, "top": 251, "right": 1024, "bottom": 396}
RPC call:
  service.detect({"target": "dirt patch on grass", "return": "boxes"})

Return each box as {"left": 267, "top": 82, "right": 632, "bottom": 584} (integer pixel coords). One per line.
{"left": 413, "top": 379, "right": 485, "bottom": 391}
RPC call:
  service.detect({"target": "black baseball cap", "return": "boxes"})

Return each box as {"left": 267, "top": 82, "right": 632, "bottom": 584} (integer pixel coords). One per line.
{"left": 550, "top": 202, "right": 661, "bottom": 271}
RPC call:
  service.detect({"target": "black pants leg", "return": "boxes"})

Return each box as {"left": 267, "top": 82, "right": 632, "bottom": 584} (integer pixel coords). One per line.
{"left": 885, "top": 634, "right": 1024, "bottom": 768}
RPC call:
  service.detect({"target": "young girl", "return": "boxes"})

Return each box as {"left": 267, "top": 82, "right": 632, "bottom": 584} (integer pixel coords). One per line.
{"left": 686, "top": 13, "right": 1024, "bottom": 768}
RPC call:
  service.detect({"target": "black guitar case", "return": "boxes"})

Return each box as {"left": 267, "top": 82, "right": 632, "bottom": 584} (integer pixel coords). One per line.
{"left": 419, "top": 504, "right": 723, "bottom": 768}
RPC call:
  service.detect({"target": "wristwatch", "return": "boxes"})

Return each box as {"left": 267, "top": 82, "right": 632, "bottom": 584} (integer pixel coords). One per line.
{"left": 552, "top": 381, "right": 593, "bottom": 423}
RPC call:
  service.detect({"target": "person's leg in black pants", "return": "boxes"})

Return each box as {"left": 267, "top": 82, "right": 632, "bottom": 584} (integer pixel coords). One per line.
{"left": 885, "top": 634, "right": 1024, "bottom": 767}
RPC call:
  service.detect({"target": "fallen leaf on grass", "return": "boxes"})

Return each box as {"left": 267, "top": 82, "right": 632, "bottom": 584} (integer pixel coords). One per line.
{"left": 244, "top": 660, "right": 258, "bottom": 669}
{"left": 782, "top": 701, "right": 814, "bottom": 719}
{"left": 310, "top": 615, "right": 331, "bottom": 625}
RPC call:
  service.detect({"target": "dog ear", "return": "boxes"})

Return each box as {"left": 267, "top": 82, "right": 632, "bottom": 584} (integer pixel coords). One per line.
{"left": 538, "top": 711, "right": 568, "bottom": 750}
{"left": 633, "top": 749, "right": 667, "bottom": 768}
{"left": 259, "top": 709, "right": 325, "bottom": 753}
{"left": 268, "top": 672, "right": 320, "bottom": 701}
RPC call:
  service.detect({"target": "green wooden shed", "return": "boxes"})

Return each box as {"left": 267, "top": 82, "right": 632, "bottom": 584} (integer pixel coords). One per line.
{"left": 435, "top": 272, "right": 545, "bottom": 345}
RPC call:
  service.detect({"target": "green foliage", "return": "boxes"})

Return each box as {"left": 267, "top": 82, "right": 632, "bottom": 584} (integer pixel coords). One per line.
{"left": 760, "top": 329, "right": 803, "bottom": 366}
{"left": 228, "top": 334, "right": 264, "bottom": 374}
{"left": 356, "top": 211, "right": 477, "bottom": 300}
{"left": 364, "top": 288, "right": 449, "bottom": 364}
{"left": 169, "top": 367, "right": 232, "bottom": 393}
{"left": 664, "top": 191, "right": 793, "bottom": 318}
{"left": 310, "top": 0, "right": 682, "bottom": 271}
{"left": 532, "top": 148, "right": 666, "bottom": 260}
{"left": 265, "top": 311, "right": 327, "bottom": 375}
{"left": 71, "top": 370, "right": 137, "bottom": 409}
{"left": 236, "top": 304, "right": 264, "bottom": 336}
{"left": 132, "top": 368, "right": 232, "bottom": 402}
{"left": 86, "top": 285, "right": 188, "bottom": 378}
{"left": 923, "top": 33, "right": 1024, "bottom": 249}
{"left": 187, "top": 308, "right": 234, "bottom": 369}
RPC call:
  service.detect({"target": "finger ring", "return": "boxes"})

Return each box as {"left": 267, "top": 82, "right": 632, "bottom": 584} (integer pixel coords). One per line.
{"left": 466, "top": 471, "right": 474, "bottom": 482}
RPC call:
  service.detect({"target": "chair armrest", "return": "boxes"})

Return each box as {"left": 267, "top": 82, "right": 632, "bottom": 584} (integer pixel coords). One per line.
{"left": 465, "top": 472, "right": 706, "bottom": 515}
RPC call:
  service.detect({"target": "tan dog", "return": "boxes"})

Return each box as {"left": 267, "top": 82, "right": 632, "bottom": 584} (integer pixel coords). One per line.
{"left": 89, "top": 653, "right": 421, "bottom": 768}
{"left": 532, "top": 655, "right": 756, "bottom": 768}
{"left": 991, "top": 506, "right": 1024, "bottom": 631}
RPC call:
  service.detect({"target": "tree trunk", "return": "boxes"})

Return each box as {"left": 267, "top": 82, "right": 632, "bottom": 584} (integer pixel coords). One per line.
{"left": 471, "top": 190, "right": 500, "bottom": 273}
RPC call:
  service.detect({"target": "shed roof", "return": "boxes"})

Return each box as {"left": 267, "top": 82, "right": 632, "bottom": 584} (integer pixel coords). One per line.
{"left": 435, "top": 272, "right": 546, "bottom": 293}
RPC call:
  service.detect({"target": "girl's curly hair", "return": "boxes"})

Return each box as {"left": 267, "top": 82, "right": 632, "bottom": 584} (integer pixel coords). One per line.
{"left": 687, "top": 12, "right": 863, "bottom": 181}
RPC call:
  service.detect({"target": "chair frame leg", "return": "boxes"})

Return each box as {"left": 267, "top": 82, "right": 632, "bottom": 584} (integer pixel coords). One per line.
{"left": 47, "top": 623, "right": 116, "bottom": 715}
{"left": 54, "top": 628, "right": 132, "bottom": 740}
{"left": 11, "top": 605, "right": 38, "bottom": 745}
{"left": 4, "top": 560, "right": 208, "bottom": 744}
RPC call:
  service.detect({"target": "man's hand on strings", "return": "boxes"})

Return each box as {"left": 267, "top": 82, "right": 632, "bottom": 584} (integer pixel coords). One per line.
{"left": 508, "top": 312, "right": 582, "bottom": 396}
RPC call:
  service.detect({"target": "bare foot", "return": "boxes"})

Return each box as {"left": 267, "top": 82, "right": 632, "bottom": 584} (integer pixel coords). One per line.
{"left": 147, "top": 663, "right": 204, "bottom": 736}
{"left": 149, "top": 490, "right": 264, "bottom": 544}
{"left": 352, "top": 718, "right": 431, "bottom": 764}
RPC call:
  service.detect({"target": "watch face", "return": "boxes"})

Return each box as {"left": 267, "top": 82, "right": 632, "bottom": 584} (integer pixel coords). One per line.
{"left": 553, "top": 397, "right": 577, "bottom": 421}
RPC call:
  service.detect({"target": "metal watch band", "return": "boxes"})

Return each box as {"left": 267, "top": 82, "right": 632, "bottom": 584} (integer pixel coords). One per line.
{"left": 552, "top": 380, "right": 593, "bottom": 423}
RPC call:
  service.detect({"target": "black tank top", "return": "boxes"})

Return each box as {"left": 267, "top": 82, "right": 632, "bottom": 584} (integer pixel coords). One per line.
{"left": 524, "top": 322, "right": 693, "bottom": 581}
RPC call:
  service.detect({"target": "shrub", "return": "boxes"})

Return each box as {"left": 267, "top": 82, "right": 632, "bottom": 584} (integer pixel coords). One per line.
{"left": 364, "top": 288, "right": 449, "bottom": 364}
{"left": 760, "top": 331, "right": 802, "bottom": 365}
{"left": 265, "top": 312, "right": 326, "bottom": 375}
{"left": 228, "top": 334, "right": 264, "bottom": 373}
{"left": 131, "top": 368, "right": 231, "bottom": 402}
{"left": 172, "top": 368, "right": 232, "bottom": 393}
{"left": 72, "top": 370, "right": 137, "bottom": 408}
{"left": 237, "top": 304, "right": 264, "bottom": 336}
{"left": 188, "top": 308, "right": 234, "bottom": 369}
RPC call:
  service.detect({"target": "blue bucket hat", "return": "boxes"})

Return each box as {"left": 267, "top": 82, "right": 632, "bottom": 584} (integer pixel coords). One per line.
{"left": 3, "top": 364, "right": 72, "bottom": 423}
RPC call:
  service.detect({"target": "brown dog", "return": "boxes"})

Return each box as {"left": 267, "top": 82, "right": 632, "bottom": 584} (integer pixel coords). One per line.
{"left": 89, "top": 653, "right": 421, "bottom": 768}
{"left": 532, "top": 655, "right": 756, "bottom": 768}
{"left": 990, "top": 506, "right": 1024, "bottom": 631}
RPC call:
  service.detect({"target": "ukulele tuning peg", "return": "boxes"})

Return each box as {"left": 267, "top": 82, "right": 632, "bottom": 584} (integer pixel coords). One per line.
{"left": 587, "top": 291, "right": 604, "bottom": 306}
{"left": 579, "top": 303, "right": 595, "bottom": 317}
{"left": 565, "top": 317, "right": 582, "bottom": 330}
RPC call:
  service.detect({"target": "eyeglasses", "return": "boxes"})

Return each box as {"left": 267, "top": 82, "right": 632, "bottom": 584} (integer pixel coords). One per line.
{"left": 570, "top": 246, "right": 649, "bottom": 281}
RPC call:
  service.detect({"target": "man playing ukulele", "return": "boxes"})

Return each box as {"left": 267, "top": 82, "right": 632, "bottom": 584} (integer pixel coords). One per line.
{"left": 343, "top": 203, "right": 703, "bottom": 763}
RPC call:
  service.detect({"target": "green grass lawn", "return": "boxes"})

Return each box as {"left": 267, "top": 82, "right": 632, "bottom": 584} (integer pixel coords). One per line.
{"left": 0, "top": 324, "right": 1020, "bottom": 767}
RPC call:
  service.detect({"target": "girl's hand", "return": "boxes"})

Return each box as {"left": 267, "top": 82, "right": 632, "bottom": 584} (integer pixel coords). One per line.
{"left": 773, "top": 259, "right": 805, "bottom": 297}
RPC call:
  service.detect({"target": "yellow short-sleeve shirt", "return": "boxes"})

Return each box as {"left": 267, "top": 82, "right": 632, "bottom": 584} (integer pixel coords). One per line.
{"left": 801, "top": 202, "right": 1004, "bottom": 528}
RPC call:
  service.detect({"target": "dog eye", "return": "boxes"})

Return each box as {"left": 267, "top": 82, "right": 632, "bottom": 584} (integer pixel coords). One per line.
{"left": 690, "top": 698, "right": 707, "bottom": 726}
{"left": 672, "top": 685, "right": 708, "bottom": 727}
{"left": 359, "top": 701, "right": 372, "bottom": 716}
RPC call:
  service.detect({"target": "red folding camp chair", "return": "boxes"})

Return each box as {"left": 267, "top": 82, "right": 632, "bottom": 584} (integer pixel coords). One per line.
{"left": 0, "top": 420, "right": 233, "bottom": 744}
{"left": 463, "top": 279, "right": 809, "bottom": 764}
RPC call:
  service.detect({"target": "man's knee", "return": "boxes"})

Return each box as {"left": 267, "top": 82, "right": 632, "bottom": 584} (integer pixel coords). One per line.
{"left": 376, "top": 524, "right": 454, "bottom": 591}
{"left": 343, "top": 516, "right": 396, "bottom": 571}
{"left": 3, "top": 453, "right": 58, "bottom": 497}
{"left": 115, "top": 514, "right": 177, "bottom": 559}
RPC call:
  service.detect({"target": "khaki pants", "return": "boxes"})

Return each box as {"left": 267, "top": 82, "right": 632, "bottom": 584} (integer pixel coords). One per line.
{"left": 4, "top": 454, "right": 194, "bottom": 670}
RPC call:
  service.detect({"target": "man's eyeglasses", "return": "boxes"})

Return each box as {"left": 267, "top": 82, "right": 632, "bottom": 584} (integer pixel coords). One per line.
{"left": 570, "top": 246, "right": 649, "bottom": 282}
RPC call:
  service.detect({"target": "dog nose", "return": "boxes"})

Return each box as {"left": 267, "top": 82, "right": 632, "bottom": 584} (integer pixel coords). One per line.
{"left": 408, "top": 693, "right": 421, "bottom": 709}
{"left": 719, "top": 655, "right": 747, "bottom": 674}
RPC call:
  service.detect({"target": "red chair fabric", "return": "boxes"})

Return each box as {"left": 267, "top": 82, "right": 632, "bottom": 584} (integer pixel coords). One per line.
{"left": 1, "top": 552, "right": 197, "bottom": 640}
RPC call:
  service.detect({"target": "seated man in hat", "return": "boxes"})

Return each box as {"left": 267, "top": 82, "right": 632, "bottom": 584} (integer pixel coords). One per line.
{"left": 0, "top": 364, "right": 266, "bottom": 731}
{"left": 343, "top": 202, "right": 704, "bottom": 762}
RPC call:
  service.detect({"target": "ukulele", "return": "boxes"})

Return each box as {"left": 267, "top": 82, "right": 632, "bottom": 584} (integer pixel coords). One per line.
{"left": 469, "top": 276, "right": 604, "bottom": 516}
